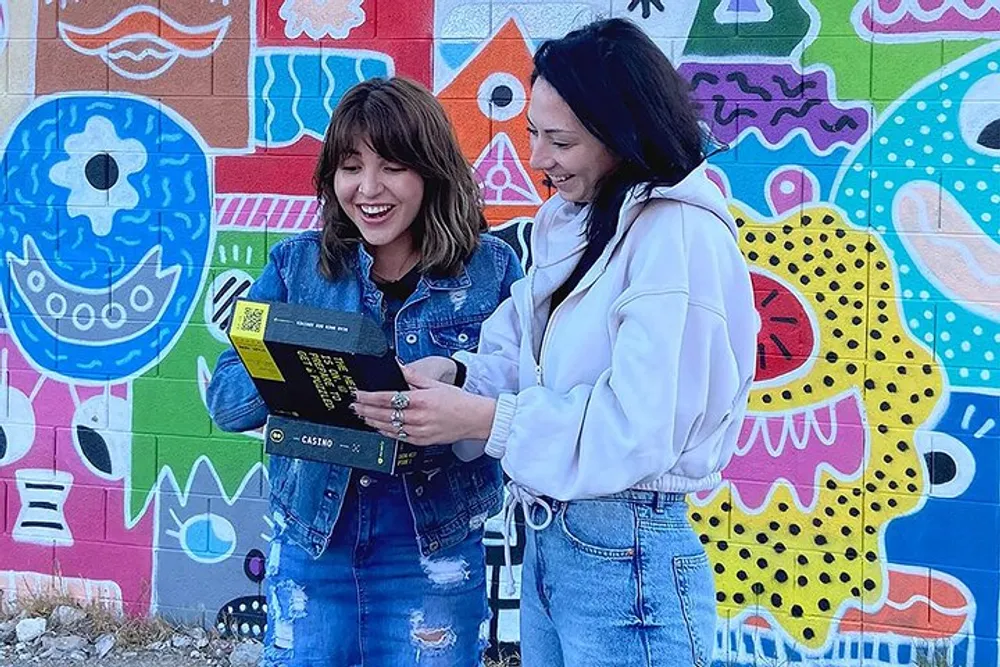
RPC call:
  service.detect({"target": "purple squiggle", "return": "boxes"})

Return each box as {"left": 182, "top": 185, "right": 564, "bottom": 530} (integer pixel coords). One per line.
{"left": 678, "top": 62, "right": 870, "bottom": 152}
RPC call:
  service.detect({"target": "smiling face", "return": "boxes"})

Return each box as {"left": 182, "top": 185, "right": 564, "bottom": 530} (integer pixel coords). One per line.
{"left": 527, "top": 77, "right": 619, "bottom": 203}
{"left": 333, "top": 139, "right": 425, "bottom": 257}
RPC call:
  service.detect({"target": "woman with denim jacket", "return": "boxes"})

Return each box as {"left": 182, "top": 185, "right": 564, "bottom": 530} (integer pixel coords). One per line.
{"left": 205, "top": 77, "right": 522, "bottom": 666}
{"left": 351, "top": 20, "right": 757, "bottom": 667}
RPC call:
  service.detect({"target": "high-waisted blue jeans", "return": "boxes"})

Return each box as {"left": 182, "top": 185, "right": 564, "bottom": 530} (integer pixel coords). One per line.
{"left": 261, "top": 471, "right": 490, "bottom": 666}
{"left": 520, "top": 490, "right": 717, "bottom": 667}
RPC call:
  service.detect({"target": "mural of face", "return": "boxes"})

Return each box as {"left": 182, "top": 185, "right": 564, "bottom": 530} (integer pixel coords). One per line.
{"left": 690, "top": 201, "right": 947, "bottom": 653}
{"left": 437, "top": 19, "right": 550, "bottom": 226}
{"left": 834, "top": 43, "right": 1000, "bottom": 392}
{"left": 0, "top": 94, "right": 213, "bottom": 382}
{"left": 155, "top": 459, "right": 269, "bottom": 638}
{"left": 33, "top": 0, "right": 251, "bottom": 150}
{"left": 0, "top": 336, "right": 154, "bottom": 613}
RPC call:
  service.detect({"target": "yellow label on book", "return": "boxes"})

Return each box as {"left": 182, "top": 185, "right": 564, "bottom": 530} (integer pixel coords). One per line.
{"left": 230, "top": 301, "right": 285, "bottom": 382}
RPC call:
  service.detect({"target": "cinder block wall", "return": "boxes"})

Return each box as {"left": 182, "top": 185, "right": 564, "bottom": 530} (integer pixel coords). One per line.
{"left": 1, "top": 1, "right": 998, "bottom": 665}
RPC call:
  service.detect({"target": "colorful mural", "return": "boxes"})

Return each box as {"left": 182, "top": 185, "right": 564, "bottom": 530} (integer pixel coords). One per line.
{"left": 0, "top": 0, "right": 997, "bottom": 665}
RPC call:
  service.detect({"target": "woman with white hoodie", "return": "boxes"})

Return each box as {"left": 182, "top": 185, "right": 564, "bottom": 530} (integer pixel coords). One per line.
{"left": 352, "top": 17, "right": 756, "bottom": 667}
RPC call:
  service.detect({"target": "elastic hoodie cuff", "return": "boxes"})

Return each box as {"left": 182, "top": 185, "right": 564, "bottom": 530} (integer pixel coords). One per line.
{"left": 484, "top": 393, "right": 517, "bottom": 459}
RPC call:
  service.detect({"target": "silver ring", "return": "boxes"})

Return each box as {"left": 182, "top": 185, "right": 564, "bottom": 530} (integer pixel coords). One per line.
{"left": 390, "top": 391, "right": 410, "bottom": 410}
{"left": 396, "top": 429, "right": 409, "bottom": 441}
{"left": 391, "top": 408, "right": 404, "bottom": 429}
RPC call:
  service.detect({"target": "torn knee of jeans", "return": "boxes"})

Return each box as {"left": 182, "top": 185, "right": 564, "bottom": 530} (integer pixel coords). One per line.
{"left": 270, "top": 580, "right": 308, "bottom": 650}
{"left": 419, "top": 555, "right": 470, "bottom": 588}
{"left": 410, "top": 612, "right": 457, "bottom": 652}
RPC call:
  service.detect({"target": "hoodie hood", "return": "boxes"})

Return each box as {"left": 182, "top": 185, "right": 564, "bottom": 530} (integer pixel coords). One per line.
{"left": 622, "top": 161, "right": 738, "bottom": 241}
{"left": 531, "top": 161, "right": 737, "bottom": 268}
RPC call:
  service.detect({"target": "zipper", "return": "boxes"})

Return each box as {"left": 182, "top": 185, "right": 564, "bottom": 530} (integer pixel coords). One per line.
{"left": 536, "top": 294, "right": 569, "bottom": 387}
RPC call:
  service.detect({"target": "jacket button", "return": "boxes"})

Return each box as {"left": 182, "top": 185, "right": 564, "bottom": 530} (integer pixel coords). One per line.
{"left": 457, "top": 332, "right": 469, "bottom": 343}
{"left": 405, "top": 334, "right": 418, "bottom": 344}
{"left": 428, "top": 540, "right": 439, "bottom": 552}
{"left": 359, "top": 475, "right": 372, "bottom": 487}
{"left": 414, "top": 486, "right": 424, "bottom": 497}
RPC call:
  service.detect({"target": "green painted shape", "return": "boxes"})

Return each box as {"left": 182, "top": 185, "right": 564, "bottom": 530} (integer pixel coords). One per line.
{"left": 128, "top": 228, "right": 296, "bottom": 521}
{"left": 802, "top": 0, "right": 987, "bottom": 112}
{"left": 684, "top": 0, "right": 810, "bottom": 58}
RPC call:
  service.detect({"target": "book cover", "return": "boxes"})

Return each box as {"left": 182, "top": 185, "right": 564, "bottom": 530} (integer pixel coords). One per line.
{"left": 227, "top": 298, "right": 421, "bottom": 474}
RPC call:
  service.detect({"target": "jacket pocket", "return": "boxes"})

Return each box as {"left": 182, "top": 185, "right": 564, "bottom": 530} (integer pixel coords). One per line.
{"left": 671, "top": 550, "right": 716, "bottom": 667}
{"left": 557, "top": 500, "right": 636, "bottom": 560}
{"left": 429, "top": 323, "right": 480, "bottom": 352}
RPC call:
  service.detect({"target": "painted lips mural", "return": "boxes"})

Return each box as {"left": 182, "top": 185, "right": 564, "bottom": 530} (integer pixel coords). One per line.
{"left": 34, "top": 0, "right": 252, "bottom": 149}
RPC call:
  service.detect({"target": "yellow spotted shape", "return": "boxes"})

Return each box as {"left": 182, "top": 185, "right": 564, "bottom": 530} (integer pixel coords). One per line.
{"left": 689, "top": 205, "right": 943, "bottom": 649}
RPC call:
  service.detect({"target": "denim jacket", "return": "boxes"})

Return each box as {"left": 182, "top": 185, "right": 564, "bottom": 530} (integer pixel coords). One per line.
{"left": 206, "top": 230, "right": 523, "bottom": 559}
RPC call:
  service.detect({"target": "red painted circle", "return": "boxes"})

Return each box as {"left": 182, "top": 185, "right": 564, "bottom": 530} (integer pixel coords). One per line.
{"left": 752, "top": 271, "right": 815, "bottom": 382}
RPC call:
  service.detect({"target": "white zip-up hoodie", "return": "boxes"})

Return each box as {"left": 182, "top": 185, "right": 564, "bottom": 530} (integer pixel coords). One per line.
{"left": 454, "top": 163, "right": 757, "bottom": 501}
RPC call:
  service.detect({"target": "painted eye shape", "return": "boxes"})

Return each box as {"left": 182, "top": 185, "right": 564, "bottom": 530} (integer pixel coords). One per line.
{"left": 0, "top": 384, "right": 36, "bottom": 467}
{"left": 166, "top": 510, "right": 238, "bottom": 564}
{"left": 750, "top": 271, "right": 817, "bottom": 385}
{"left": 915, "top": 430, "right": 975, "bottom": 500}
{"left": 478, "top": 72, "right": 526, "bottom": 122}
{"left": 71, "top": 393, "right": 131, "bottom": 480}
{"left": 959, "top": 74, "right": 1000, "bottom": 155}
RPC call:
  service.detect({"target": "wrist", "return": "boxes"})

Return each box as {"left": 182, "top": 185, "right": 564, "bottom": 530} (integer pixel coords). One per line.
{"left": 466, "top": 395, "right": 496, "bottom": 441}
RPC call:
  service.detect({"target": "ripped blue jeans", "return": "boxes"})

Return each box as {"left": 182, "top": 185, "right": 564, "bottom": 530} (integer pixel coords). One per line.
{"left": 262, "top": 471, "right": 490, "bottom": 666}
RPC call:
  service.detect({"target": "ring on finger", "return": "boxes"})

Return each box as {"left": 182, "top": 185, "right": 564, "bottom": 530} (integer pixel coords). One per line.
{"left": 390, "top": 408, "right": 404, "bottom": 429}
{"left": 390, "top": 391, "right": 410, "bottom": 410}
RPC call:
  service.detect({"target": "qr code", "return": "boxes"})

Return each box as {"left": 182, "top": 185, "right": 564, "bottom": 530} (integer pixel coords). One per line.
{"left": 237, "top": 306, "right": 265, "bottom": 333}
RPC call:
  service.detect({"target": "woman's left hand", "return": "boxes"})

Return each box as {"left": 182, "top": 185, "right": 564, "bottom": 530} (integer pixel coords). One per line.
{"left": 351, "top": 366, "right": 497, "bottom": 446}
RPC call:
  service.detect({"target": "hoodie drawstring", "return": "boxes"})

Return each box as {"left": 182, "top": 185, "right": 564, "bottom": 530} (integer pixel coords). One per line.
{"left": 499, "top": 480, "right": 553, "bottom": 596}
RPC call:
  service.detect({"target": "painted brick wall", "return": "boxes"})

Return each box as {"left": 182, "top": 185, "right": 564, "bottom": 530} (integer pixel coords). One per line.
{"left": 0, "top": 1, "right": 998, "bottom": 665}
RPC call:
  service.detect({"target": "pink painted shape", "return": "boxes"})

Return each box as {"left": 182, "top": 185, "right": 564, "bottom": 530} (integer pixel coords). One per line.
{"left": 767, "top": 168, "right": 809, "bottom": 216}
{"left": 865, "top": 2, "right": 1000, "bottom": 32}
{"left": 474, "top": 134, "right": 541, "bottom": 205}
{"left": 706, "top": 166, "right": 730, "bottom": 198}
{"left": 0, "top": 336, "right": 154, "bottom": 614}
{"left": 232, "top": 198, "right": 253, "bottom": 228}
{"left": 714, "top": 393, "right": 868, "bottom": 511}
{"left": 283, "top": 199, "right": 304, "bottom": 228}
{"left": 895, "top": 182, "right": 1000, "bottom": 319}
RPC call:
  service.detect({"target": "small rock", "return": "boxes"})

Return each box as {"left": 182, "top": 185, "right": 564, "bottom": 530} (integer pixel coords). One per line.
{"left": 49, "top": 606, "right": 86, "bottom": 628}
{"left": 69, "top": 649, "right": 88, "bottom": 662}
{"left": 147, "top": 641, "right": 165, "bottom": 651}
{"left": 172, "top": 633, "right": 193, "bottom": 649}
{"left": 123, "top": 651, "right": 138, "bottom": 658}
{"left": 190, "top": 649, "right": 203, "bottom": 658}
{"left": 42, "top": 635, "right": 88, "bottom": 653}
{"left": 14, "top": 618, "right": 46, "bottom": 643}
{"left": 228, "top": 640, "right": 263, "bottom": 667}
{"left": 188, "top": 626, "right": 211, "bottom": 648}
{"left": 0, "top": 621, "right": 15, "bottom": 644}
{"left": 95, "top": 634, "right": 116, "bottom": 659}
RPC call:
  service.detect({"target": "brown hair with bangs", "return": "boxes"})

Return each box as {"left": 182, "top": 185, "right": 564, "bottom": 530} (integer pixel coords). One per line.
{"left": 313, "top": 77, "right": 487, "bottom": 278}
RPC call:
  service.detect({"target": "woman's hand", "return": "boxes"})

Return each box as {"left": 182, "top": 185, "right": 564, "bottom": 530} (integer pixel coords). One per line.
{"left": 351, "top": 366, "right": 495, "bottom": 446}
{"left": 403, "top": 356, "right": 458, "bottom": 384}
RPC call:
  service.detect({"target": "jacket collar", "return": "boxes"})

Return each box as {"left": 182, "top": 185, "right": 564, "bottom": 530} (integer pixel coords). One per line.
{"left": 355, "top": 243, "right": 471, "bottom": 291}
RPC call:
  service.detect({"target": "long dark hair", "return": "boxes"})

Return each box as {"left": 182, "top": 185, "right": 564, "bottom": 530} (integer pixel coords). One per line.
{"left": 531, "top": 18, "right": 710, "bottom": 244}
{"left": 313, "top": 77, "right": 487, "bottom": 278}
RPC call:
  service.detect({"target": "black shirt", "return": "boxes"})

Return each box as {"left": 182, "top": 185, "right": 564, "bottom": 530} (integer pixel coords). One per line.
{"left": 374, "top": 265, "right": 421, "bottom": 351}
